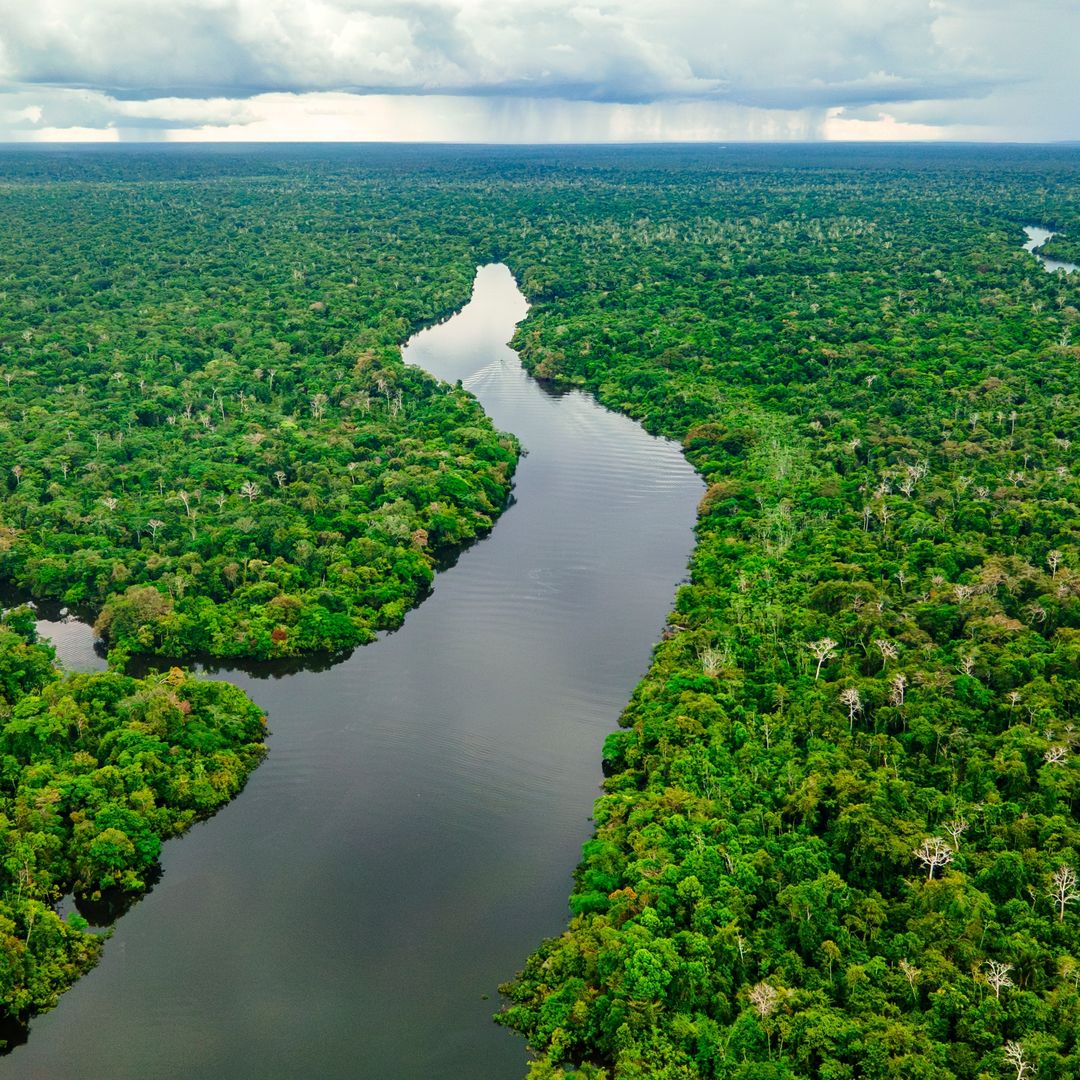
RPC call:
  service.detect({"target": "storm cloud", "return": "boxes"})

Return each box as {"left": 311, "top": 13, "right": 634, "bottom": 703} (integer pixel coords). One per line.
{"left": 0, "top": 0, "right": 1075, "bottom": 141}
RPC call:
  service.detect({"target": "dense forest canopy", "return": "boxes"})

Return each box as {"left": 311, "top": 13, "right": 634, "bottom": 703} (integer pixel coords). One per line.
{"left": 487, "top": 146, "right": 1080, "bottom": 1080}
{"left": 1, "top": 144, "right": 1079, "bottom": 1076}
{"left": 0, "top": 162, "right": 518, "bottom": 659}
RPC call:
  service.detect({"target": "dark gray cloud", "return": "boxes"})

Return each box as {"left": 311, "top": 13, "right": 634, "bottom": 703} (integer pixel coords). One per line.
{"left": 0, "top": 0, "right": 1076, "bottom": 140}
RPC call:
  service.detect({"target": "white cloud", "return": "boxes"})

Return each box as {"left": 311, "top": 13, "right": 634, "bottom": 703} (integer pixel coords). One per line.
{"left": 821, "top": 108, "right": 953, "bottom": 142}
{"left": 24, "top": 124, "right": 120, "bottom": 142}
{"left": 0, "top": 0, "right": 1076, "bottom": 141}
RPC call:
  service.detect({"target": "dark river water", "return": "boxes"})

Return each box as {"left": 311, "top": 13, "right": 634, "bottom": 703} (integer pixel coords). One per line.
{"left": 6, "top": 265, "right": 702, "bottom": 1079}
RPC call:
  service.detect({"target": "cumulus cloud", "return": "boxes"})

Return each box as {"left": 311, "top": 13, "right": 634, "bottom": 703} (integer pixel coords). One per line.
{"left": 0, "top": 0, "right": 1075, "bottom": 141}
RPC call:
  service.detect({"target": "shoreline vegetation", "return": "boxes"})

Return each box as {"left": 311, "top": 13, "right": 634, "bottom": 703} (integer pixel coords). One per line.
{"left": 1037, "top": 234, "right": 1080, "bottom": 268}
{"left": 0, "top": 144, "right": 1078, "bottom": 1076}
{"left": 490, "top": 148, "right": 1080, "bottom": 1078}
{"left": 0, "top": 606, "right": 266, "bottom": 1038}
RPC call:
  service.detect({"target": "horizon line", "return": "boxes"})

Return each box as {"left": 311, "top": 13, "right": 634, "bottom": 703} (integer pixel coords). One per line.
{"left": 2, "top": 138, "right": 1079, "bottom": 148}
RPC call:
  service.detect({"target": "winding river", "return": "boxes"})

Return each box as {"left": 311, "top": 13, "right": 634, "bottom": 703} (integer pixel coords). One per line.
{"left": 1023, "top": 225, "right": 1079, "bottom": 275}
{"left": 6, "top": 265, "right": 702, "bottom": 1079}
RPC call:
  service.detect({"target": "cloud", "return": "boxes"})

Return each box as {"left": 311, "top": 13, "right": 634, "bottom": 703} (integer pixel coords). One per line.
{"left": 0, "top": 0, "right": 1076, "bottom": 141}
{"left": 0, "top": 0, "right": 1023, "bottom": 103}
{"left": 821, "top": 108, "right": 953, "bottom": 143}
{"left": 0, "top": 86, "right": 826, "bottom": 143}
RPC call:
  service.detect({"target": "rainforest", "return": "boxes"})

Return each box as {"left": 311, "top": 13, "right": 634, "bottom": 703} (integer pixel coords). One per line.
{"left": 1, "top": 143, "right": 1079, "bottom": 1079}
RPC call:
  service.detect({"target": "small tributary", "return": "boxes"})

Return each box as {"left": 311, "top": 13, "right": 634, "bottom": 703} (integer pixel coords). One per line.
{"left": 1023, "top": 225, "right": 1079, "bottom": 275}
{"left": 7, "top": 265, "right": 703, "bottom": 1079}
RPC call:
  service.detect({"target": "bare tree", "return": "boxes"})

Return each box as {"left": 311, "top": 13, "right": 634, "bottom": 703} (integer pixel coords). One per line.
{"left": 1048, "top": 550, "right": 1062, "bottom": 578}
{"left": 913, "top": 837, "right": 953, "bottom": 880}
{"left": 1044, "top": 745, "right": 1069, "bottom": 765}
{"left": 944, "top": 817, "right": 969, "bottom": 849}
{"left": 147, "top": 518, "right": 164, "bottom": 541}
{"left": 749, "top": 982, "right": 779, "bottom": 1019}
{"left": 808, "top": 637, "right": 838, "bottom": 681}
{"left": 239, "top": 481, "right": 259, "bottom": 503}
{"left": 1003, "top": 1041, "right": 1032, "bottom": 1080}
{"left": 1050, "top": 865, "right": 1080, "bottom": 922}
{"left": 374, "top": 374, "right": 391, "bottom": 410}
{"left": 748, "top": 981, "right": 780, "bottom": 1055}
{"left": 985, "top": 959, "right": 1014, "bottom": 1000}
{"left": 889, "top": 672, "right": 908, "bottom": 708}
{"left": 1002, "top": 1041, "right": 1028, "bottom": 1080}
{"left": 839, "top": 687, "right": 862, "bottom": 730}
{"left": 875, "top": 639, "right": 898, "bottom": 669}
{"left": 898, "top": 959, "right": 920, "bottom": 1000}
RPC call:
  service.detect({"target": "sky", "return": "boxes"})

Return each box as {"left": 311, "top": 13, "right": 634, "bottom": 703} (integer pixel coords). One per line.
{"left": 0, "top": 0, "right": 1076, "bottom": 143}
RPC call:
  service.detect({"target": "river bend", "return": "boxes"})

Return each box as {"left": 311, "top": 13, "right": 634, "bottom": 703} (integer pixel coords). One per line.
{"left": 7, "top": 265, "right": 702, "bottom": 1079}
{"left": 1023, "top": 224, "right": 1079, "bottom": 275}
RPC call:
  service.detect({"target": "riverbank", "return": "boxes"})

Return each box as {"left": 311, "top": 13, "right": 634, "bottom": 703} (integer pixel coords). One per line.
{"left": 495, "top": 170, "right": 1080, "bottom": 1079}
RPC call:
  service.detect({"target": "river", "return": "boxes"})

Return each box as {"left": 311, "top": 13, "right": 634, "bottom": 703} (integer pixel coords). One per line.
{"left": 1023, "top": 225, "right": 1079, "bottom": 274}
{"left": 5, "top": 265, "right": 702, "bottom": 1079}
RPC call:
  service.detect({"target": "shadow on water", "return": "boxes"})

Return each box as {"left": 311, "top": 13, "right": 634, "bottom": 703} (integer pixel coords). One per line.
{"left": 6, "top": 265, "right": 703, "bottom": 1080}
